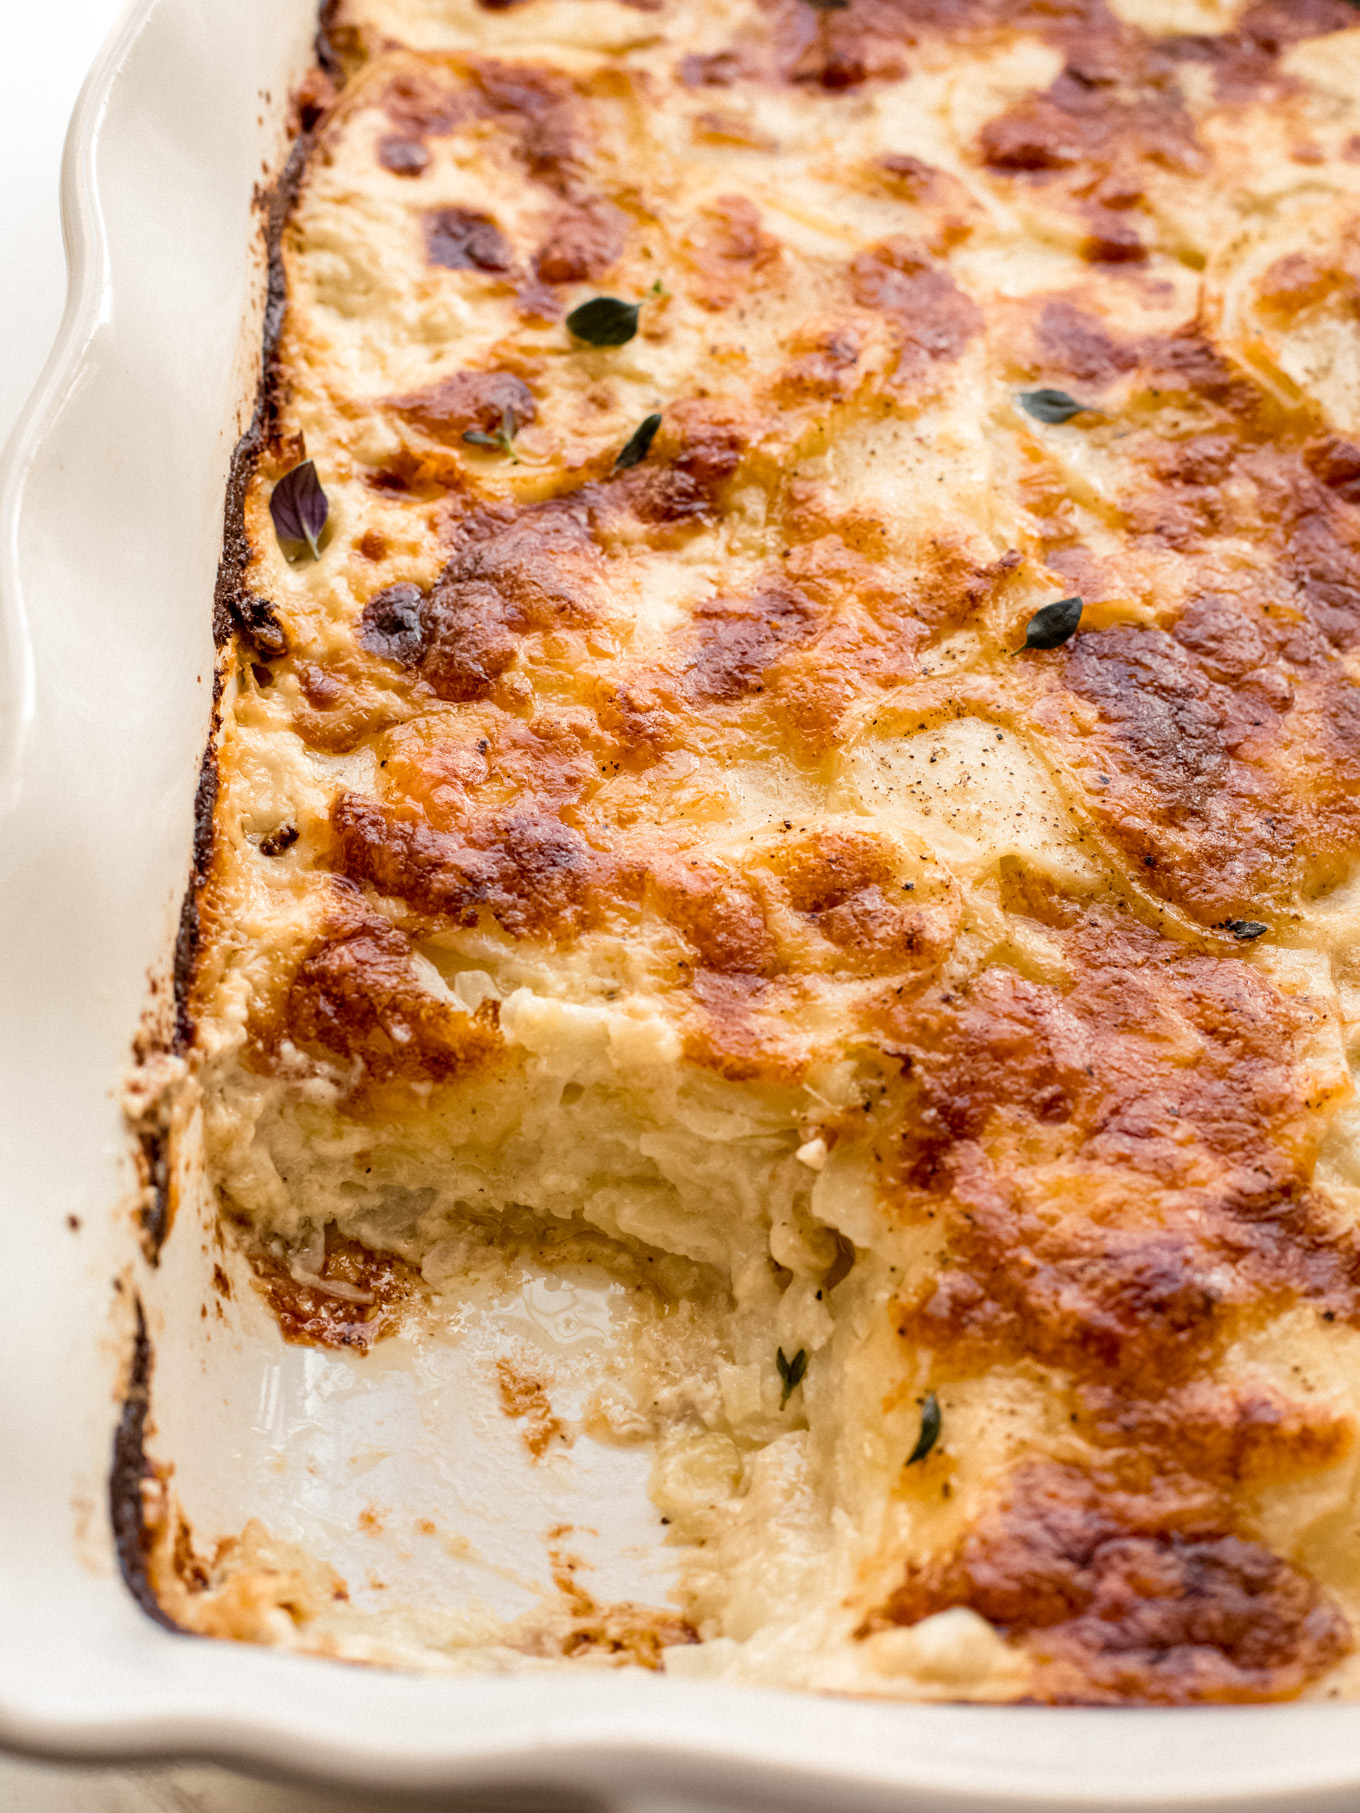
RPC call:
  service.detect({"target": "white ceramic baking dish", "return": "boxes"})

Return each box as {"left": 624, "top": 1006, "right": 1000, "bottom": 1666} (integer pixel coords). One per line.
{"left": 8, "top": 1, "right": 1360, "bottom": 1804}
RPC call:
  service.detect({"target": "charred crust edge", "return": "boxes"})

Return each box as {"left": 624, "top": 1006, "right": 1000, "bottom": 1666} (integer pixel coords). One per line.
{"left": 187, "top": 69, "right": 333, "bottom": 1047}
{"left": 211, "top": 122, "right": 322, "bottom": 656}
{"left": 171, "top": 743, "right": 220, "bottom": 1055}
{"left": 109, "top": 1299, "right": 183, "bottom": 1634}
{"left": 135, "top": 1127, "right": 173, "bottom": 1265}
{"left": 122, "top": 50, "right": 338, "bottom": 1606}
{"left": 315, "top": 1, "right": 346, "bottom": 84}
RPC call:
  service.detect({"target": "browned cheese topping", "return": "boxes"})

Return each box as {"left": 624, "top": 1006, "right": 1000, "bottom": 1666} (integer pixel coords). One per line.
{"left": 188, "top": 0, "right": 1360, "bottom": 1700}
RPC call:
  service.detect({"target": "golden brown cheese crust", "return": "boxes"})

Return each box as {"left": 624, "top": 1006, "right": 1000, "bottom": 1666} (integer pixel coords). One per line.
{"left": 877, "top": 1460, "right": 1351, "bottom": 1704}
{"left": 191, "top": 0, "right": 1360, "bottom": 1700}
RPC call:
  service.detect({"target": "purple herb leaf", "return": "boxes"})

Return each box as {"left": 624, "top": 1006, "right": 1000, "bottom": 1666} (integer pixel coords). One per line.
{"left": 269, "top": 461, "right": 329, "bottom": 560}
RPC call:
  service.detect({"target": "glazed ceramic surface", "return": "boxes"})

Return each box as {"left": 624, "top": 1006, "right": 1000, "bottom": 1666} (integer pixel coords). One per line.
{"left": 8, "top": 2, "right": 1360, "bottom": 1806}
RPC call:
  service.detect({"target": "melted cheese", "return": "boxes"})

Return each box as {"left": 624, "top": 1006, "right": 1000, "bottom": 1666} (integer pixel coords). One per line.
{"left": 177, "top": 0, "right": 1360, "bottom": 1703}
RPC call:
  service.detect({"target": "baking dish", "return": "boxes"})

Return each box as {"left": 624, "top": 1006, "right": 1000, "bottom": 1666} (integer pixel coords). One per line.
{"left": 9, "top": 0, "right": 1360, "bottom": 1804}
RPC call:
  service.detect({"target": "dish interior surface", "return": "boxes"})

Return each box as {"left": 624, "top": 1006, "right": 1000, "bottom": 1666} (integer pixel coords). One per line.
{"left": 101, "top": 0, "right": 1360, "bottom": 1731}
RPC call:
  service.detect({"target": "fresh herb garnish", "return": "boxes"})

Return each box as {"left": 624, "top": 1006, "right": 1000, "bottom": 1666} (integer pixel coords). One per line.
{"left": 1020, "top": 595, "right": 1083, "bottom": 651}
{"left": 777, "top": 1346, "right": 808, "bottom": 1409}
{"left": 462, "top": 405, "right": 519, "bottom": 460}
{"left": 906, "top": 1390, "right": 940, "bottom": 1466}
{"left": 1018, "top": 388, "right": 1089, "bottom": 425}
{"left": 1222, "top": 918, "right": 1269, "bottom": 941}
{"left": 567, "top": 296, "right": 642, "bottom": 347}
{"left": 615, "top": 413, "right": 663, "bottom": 470}
{"left": 269, "top": 460, "right": 329, "bottom": 560}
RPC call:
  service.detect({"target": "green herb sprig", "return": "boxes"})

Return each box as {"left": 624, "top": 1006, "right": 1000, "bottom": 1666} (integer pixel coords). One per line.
{"left": 906, "top": 1390, "right": 941, "bottom": 1466}
{"left": 615, "top": 413, "right": 663, "bottom": 470}
{"left": 777, "top": 1346, "right": 808, "bottom": 1410}
{"left": 463, "top": 406, "right": 519, "bottom": 461}
{"left": 1019, "top": 595, "right": 1083, "bottom": 651}
{"left": 567, "top": 296, "right": 642, "bottom": 347}
{"left": 1018, "top": 388, "right": 1090, "bottom": 425}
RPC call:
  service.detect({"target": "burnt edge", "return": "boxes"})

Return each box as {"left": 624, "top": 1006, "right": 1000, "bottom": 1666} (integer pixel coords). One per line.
{"left": 170, "top": 745, "right": 221, "bottom": 1056}
{"left": 109, "top": 1298, "right": 183, "bottom": 1634}
{"left": 315, "top": 0, "right": 346, "bottom": 84}
{"left": 208, "top": 122, "right": 322, "bottom": 660}
{"left": 135, "top": 1126, "right": 173, "bottom": 1265}
{"left": 113, "top": 38, "right": 344, "bottom": 1621}
{"left": 182, "top": 67, "right": 336, "bottom": 1057}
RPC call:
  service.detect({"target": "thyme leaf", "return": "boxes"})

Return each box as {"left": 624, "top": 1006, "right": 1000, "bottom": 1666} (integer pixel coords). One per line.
{"left": 777, "top": 1346, "right": 808, "bottom": 1409}
{"left": 462, "top": 406, "right": 519, "bottom": 460}
{"left": 1222, "top": 918, "right": 1269, "bottom": 941}
{"left": 615, "top": 412, "right": 663, "bottom": 470}
{"left": 567, "top": 296, "right": 642, "bottom": 347}
{"left": 1020, "top": 595, "right": 1083, "bottom": 651}
{"left": 1018, "top": 388, "right": 1088, "bottom": 425}
{"left": 269, "top": 460, "right": 329, "bottom": 560}
{"left": 906, "top": 1391, "right": 940, "bottom": 1466}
